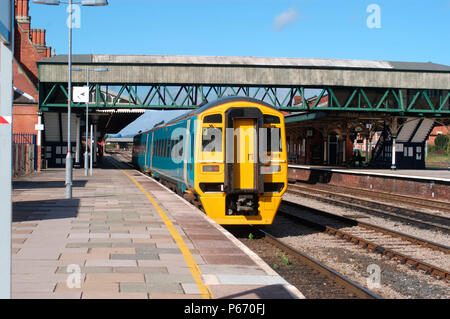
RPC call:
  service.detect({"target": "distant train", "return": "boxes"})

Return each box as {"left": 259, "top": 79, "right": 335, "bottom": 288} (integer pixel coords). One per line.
{"left": 132, "top": 97, "right": 287, "bottom": 225}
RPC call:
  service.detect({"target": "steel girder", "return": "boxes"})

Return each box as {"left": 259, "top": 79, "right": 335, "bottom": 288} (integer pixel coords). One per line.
{"left": 39, "top": 83, "right": 450, "bottom": 116}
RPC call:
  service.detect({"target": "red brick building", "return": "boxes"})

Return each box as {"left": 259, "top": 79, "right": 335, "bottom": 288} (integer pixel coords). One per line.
{"left": 13, "top": 0, "right": 53, "bottom": 170}
{"left": 428, "top": 125, "right": 449, "bottom": 146}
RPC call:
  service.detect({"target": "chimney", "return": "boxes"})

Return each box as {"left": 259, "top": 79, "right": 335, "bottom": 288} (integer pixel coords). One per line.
{"left": 46, "top": 47, "right": 51, "bottom": 58}
{"left": 15, "top": 0, "right": 21, "bottom": 16}
{"left": 31, "top": 29, "right": 38, "bottom": 44}
{"left": 39, "top": 29, "right": 46, "bottom": 46}
{"left": 31, "top": 29, "right": 45, "bottom": 46}
{"left": 16, "top": 0, "right": 30, "bottom": 26}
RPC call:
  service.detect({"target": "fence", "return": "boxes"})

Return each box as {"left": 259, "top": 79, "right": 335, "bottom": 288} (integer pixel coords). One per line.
{"left": 12, "top": 133, "right": 37, "bottom": 177}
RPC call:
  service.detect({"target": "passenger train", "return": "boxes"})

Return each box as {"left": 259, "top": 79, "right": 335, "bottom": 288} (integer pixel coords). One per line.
{"left": 132, "top": 97, "right": 287, "bottom": 225}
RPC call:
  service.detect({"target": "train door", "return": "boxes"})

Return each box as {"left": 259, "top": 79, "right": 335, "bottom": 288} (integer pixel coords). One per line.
{"left": 149, "top": 132, "right": 154, "bottom": 171}
{"left": 144, "top": 134, "right": 150, "bottom": 170}
{"left": 183, "top": 119, "right": 191, "bottom": 187}
{"left": 233, "top": 118, "right": 256, "bottom": 190}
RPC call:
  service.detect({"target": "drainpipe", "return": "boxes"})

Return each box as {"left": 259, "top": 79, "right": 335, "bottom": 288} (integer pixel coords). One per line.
{"left": 391, "top": 118, "right": 397, "bottom": 170}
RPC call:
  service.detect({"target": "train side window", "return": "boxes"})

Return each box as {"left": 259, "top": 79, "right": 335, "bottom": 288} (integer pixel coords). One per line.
{"left": 156, "top": 140, "right": 159, "bottom": 157}
{"left": 167, "top": 139, "right": 171, "bottom": 158}
{"left": 170, "top": 139, "right": 175, "bottom": 159}
{"left": 178, "top": 135, "right": 184, "bottom": 157}
{"left": 203, "top": 114, "right": 222, "bottom": 124}
{"left": 202, "top": 127, "right": 223, "bottom": 152}
{"left": 158, "top": 139, "right": 161, "bottom": 157}
{"left": 163, "top": 139, "right": 166, "bottom": 157}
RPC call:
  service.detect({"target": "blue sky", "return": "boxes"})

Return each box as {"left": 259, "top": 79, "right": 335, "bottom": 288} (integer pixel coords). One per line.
{"left": 29, "top": 0, "right": 450, "bottom": 135}
{"left": 29, "top": 0, "right": 450, "bottom": 64}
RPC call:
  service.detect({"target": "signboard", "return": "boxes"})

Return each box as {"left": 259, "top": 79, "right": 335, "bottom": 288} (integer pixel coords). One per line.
{"left": 0, "top": 116, "right": 12, "bottom": 124}
{"left": 73, "top": 86, "right": 89, "bottom": 103}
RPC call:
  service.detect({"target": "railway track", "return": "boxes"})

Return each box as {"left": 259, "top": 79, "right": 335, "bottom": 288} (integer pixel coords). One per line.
{"left": 290, "top": 182, "right": 450, "bottom": 214}
{"left": 287, "top": 183, "right": 450, "bottom": 233}
{"left": 108, "top": 152, "right": 381, "bottom": 298}
{"left": 229, "top": 226, "right": 381, "bottom": 299}
{"left": 279, "top": 200, "right": 450, "bottom": 281}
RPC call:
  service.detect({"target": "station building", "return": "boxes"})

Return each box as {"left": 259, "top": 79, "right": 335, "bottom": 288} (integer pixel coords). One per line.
{"left": 12, "top": 0, "right": 53, "bottom": 171}
{"left": 284, "top": 88, "right": 445, "bottom": 169}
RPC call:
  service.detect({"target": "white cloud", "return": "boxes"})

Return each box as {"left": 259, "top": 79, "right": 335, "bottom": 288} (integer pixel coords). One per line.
{"left": 273, "top": 7, "right": 299, "bottom": 32}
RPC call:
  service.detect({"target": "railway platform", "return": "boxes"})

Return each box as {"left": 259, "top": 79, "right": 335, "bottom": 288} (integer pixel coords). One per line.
{"left": 288, "top": 165, "right": 450, "bottom": 202}
{"left": 11, "top": 156, "right": 304, "bottom": 299}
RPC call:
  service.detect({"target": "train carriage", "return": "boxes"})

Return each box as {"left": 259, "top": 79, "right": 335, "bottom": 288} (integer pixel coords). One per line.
{"left": 132, "top": 97, "right": 287, "bottom": 225}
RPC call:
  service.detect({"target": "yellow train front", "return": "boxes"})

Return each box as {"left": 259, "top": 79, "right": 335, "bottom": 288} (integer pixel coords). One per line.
{"left": 132, "top": 97, "right": 287, "bottom": 225}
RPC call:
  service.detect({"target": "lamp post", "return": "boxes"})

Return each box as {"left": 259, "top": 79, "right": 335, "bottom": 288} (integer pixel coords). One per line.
{"left": 73, "top": 67, "right": 108, "bottom": 176}
{"left": 33, "top": 0, "right": 108, "bottom": 199}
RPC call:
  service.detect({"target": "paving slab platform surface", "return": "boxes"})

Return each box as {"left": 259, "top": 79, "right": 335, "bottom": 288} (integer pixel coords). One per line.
{"left": 12, "top": 156, "right": 304, "bottom": 299}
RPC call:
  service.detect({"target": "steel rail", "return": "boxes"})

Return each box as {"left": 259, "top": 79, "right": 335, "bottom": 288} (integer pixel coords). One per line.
{"left": 280, "top": 200, "right": 450, "bottom": 281}
{"left": 290, "top": 182, "right": 450, "bottom": 216}
{"left": 286, "top": 187, "right": 450, "bottom": 233}
{"left": 252, "top": 227, "right": 381, "bottom": 299}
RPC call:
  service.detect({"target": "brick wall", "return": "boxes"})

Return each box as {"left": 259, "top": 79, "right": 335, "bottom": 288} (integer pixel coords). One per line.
{"left": 428, "top": 126, "right": 449, "bottom": 146}
{"left": 12, "top": 104, "right": 38, "bottom": 134}
{"left": 13, "top": 0, "right": 53, "bottom": 171}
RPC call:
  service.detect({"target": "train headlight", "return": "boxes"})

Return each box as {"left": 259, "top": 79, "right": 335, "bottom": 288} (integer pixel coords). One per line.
{"left": 202, "top": 165, "right": 220, "bottom": 172}
{"left": 261, "top": 165, "right": 281, "bottom": 174}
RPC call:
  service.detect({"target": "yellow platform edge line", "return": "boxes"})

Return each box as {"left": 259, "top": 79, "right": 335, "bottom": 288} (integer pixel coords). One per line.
{"left": 120, "top": 169, "right": 214, "bottom": 299}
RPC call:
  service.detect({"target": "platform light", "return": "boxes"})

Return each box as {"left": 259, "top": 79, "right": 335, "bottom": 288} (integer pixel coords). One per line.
{"left": 34, "top": 0, "right": 109, "bottom": 199}
{"left": 72, "top": 67, "right": 109, "bottom": 176}
{"left": 33, "top": 0, "right": 60, "bottom": 5}
{"left": 81, "top": 0, "right": 108, "bottom": 6}
{"left": 33, "top": 0, "right": 108, "bottom": 5}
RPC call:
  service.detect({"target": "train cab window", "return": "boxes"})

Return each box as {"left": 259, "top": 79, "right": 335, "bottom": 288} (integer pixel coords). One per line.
{"left": 203, "top": 114, "right": 222, "bottom": 124}
{"left": 263, "top": 127, "right": 282, "bottom": 152}
{"left": 263, "top": 115, "right": 280, "bottom": 124}
{"left": 202, "top": 127, "right": 223, "bottom": 152}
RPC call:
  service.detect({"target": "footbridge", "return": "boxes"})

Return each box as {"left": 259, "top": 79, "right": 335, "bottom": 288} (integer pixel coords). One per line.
{"left": 38, "top": 54, "right": 450, "bottom": 115}
{"left": 36, "top": 54, "right": 450, "bottom": 168}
